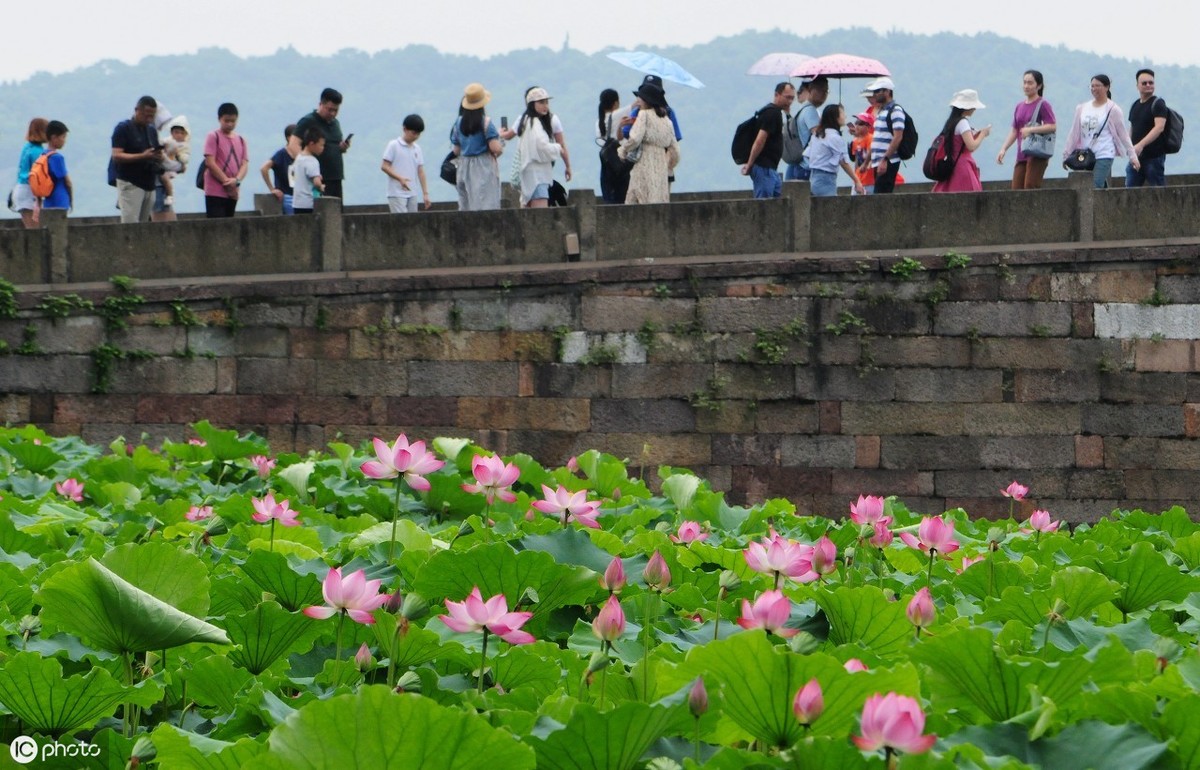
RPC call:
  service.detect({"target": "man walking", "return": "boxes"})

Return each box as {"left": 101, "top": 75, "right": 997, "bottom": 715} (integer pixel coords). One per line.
{"left": 740, "top": 82, "right": 796, "bottom": 199}
{"left": 1127, "top": 68, "right": 1169, "bottom": 187}
{"left": 295, "top": 88, "right": 351, "bottom": 199}
{"left": 790, "top": 76, "right": 829, "bottom": 181}
{"left": 111, "top": 96, "right": 164, "bottom": 223}
{"left": 868, "top": 77, "right": 906, "bottom": 194}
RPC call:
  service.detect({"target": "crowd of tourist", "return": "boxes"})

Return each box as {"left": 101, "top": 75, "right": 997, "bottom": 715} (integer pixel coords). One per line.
{"left": 5, "top": 67, "right": 1176, "bottom": 228}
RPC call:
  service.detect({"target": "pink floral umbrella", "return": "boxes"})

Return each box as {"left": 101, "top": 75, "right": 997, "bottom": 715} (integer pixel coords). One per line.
{"left": 746, "top": 52, "right": 813, "bottom": 77}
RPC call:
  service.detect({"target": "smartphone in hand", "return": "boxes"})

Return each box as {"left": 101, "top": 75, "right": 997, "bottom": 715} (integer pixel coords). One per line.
{"left": 501, "top": 116, "right": 508, "bottom": 130}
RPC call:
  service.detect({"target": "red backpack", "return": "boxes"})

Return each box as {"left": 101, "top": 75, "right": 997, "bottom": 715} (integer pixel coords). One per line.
{"left": 28, "top": 151, "right": 57, "bottom": 197}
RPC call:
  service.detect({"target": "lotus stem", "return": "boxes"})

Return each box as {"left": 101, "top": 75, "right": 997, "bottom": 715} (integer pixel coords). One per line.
{"left": 123, "top": 650, "right": 134, "bottom": 738}
{"left": 269, "top": 518, "right": 276, "bottom": 553}
{"left": 642, "top": 591, "right": 658, "bottom": 700}
{"left": 927, "top": 549, "right": 936, "bottom": 587}
{"left": 713, "top": 600, "right": 720, "bottom": 643}
{"left": 388, "top": 479, "right": 403, "bottom": 562}
{"left": 479, "top": 628, "right": 489, "bottom": 695}
{"left": 1041, "top": 619, "right": 1052, "bottom": 659}
{"left": 886, "top": 747, "right": 898, "bottom": 770}
{"left": 987, "top": 551, "right": 996, "bottom": 597}
{"left": 694, "top": 717, "right": 701, "bottom": 764}
{"left": 599, "top": 644, "right": 609, "bottom": 710}
{"left": 335, "top": 612, "right": 345, "bottom": 688}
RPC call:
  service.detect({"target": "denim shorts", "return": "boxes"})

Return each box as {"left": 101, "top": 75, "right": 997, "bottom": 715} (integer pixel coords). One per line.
{"left": 530, "top": 182, "right": 551, "bottom": 201}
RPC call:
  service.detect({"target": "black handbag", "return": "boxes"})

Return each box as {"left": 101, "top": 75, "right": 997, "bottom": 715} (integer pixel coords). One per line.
{"left": 440, "top": 151, "right": 458, "bottom": 186}
{"left": 1064, "top": 148, "right": 1096, "bottom": 171}
{"left": 1063, "top": 107, "right": 1111, "bottom": 172}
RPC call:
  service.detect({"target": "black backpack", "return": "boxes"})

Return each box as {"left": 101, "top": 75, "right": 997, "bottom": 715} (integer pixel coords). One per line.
{"left": 886, "top": 104, "right": 919, "bottom": 161}
{"left": 732, "top": 108, "right": 767, "bottom": 165}
{"left": 1156, "top": 98, "right": 1185, "bottom": 154}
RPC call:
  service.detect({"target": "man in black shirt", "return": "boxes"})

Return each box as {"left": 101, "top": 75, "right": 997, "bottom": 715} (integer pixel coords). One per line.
{"left": 111, "top": 96, "right": 164, "bottom": 223}
{"left": 1127, "top": 68, "right": 1169, "bottom": 187}
{"left": 740, "top": 82, "right": 796, "bottom": 198}
{"left": 295, "top": 88, "right": 350, "bottom": 199}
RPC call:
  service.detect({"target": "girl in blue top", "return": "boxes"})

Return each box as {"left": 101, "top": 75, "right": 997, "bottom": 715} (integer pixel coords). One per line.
{"left": 14, "top": 117, "right": 48, "bottom": 228}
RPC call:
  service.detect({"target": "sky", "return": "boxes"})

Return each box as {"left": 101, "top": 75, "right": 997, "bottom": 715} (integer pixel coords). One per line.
{"left": 2, "top": 1, "right": 1198, "bottom": 83}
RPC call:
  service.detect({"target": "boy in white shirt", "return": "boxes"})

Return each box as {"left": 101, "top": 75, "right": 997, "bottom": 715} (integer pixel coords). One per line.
{"left": 289, "top": 129, "right": 326, "bottom": 214}
{"left": 380, "top": 114, "right": 430, "bottom": 213}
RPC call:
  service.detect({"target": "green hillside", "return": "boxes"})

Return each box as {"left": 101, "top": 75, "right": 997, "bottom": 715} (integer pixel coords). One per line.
{"left": 2, "top": 28, "right": 1194, "bottom": 217}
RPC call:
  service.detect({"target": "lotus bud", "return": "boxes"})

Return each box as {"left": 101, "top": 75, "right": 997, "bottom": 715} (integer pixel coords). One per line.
{"left": 688, "top": 676, "right": 708, "bottom": 718}
{"left": 355, "top": 643, "right": 373, "bottom": 672}
{"left": 643, "top": 550, "right": 671, "bottom": 592}
{"left": 601, "top": 556, "right": 626, "bottom": 593}
{"left": 792, "top": 678, "right": 824, "bottom": 725}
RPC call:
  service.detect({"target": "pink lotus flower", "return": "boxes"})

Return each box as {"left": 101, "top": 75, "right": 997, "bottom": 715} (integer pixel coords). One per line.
{"left": 188, "top": 438, "right": 207, "bottom": 446}
{"left": 671, "top": 521, "right": 709, "bottom": 543}
{"left": 461, "top": 454, "right": 520, "bottom": 504}
{"left": 361, "top": 434, "right": 445, "bottom": 492}
{"left": 1025, "top": 510, "right": 1060, "bottom": 533}
{"left": 186, "top": 505, "right": 213, "bottom": 522}
{"left": 899, "top": 516, "right": 960, "bottom": 557}
{"left": 251, "top": 493, "right": 301, "bottom": 527}
{"left": 601, "top": 556, "right": 626, "bottom": 593}
{"left": 743, "top": 531, "right": 817, "bottom": 584}
{"left": 844, "top": 658, "right": 869, "bottom": 673}
{"left": 439, "top": 587, "right": 535, "bottom": 645}
{"left": 643, "top": 551, "right": 672, "bottom": 591}
{"left": 250, "top": 455, "right": 276, "bottom": 478}
{"left": 869, "top": 521, "right": 894, "bottom": 548}
{"left": 906, "top": 587, "right": 936, "bottom": 629}
{"left": 566, "top": 456, "right": 580, "bottom": 474}
{"left": 1001, "top": 481, "right": 1029, "bottom": 500}
{"left": 531, "top": 485, "right": 601, "bottom": 529}
{"left": 793, "top": 678, "right": 824, "bottom": 724}
{"left": 850, "top": 495, "right": 891, "bottom": 526}
{"left": 958, "top": 554, "right": 986, "bottom": 573}
{"left": 811, "top": 536, "right": 837, "bottom": 577}
{"left": 736, "top": 590, "right": 798, "bottom": 637}
{"left": 688, "top": 677, "right": 708, "bottom": 717}
{"left": 56, "top": 478, "right": 84, "bottom": 502}
{"left": 303, "top": 567, "right": 389, "bottom": 624}
{"left": 591, "top": 594, "right": 626, "bottom": 642}
{"left": 853, "top": 692, "right": 937, "bottom": 755}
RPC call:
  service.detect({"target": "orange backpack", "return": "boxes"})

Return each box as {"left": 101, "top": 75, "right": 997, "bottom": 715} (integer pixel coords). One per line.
{"left": 28, "top": 151, "right": 57, "bottom": 198}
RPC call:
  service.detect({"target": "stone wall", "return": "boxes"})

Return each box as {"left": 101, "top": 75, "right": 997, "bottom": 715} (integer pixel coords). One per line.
{"left": 4, "top": 239, "right": 1200, "bottom": 521}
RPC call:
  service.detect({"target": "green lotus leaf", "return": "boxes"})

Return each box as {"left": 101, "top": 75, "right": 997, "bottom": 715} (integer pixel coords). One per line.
{"left": 248, "top": 685, "right": 535, "bottom": 770}
{"left": 413, "top": 542, "right": 599, "bottom": 623}
{"left": 520, "top": 527, "right": 620, "bottom": 572}
{"left": 0, "top": 437, "right": 64, "bottom": 474}
{"left": 151, "top": 724, "right": 266, "bottom": 770}
{"left": 814, "top": 585, "right": 912, "bottom": 655}
{"left": 101, "top": 541, "right": 211, "bottom": 618}
{"left": 38, "top": 558, "right": 230, "bottom": 654}
{"left": 492, "top": 643, "right": 563, "bottom": 697}
{"left": 670, "top": 630, "right": 918, "bottom": 747}
{"left": 224, "top": 600, "right": 323, "bottom": 675}
{"left": 0, "top": 651, "right": 163, "bottom": 734}
{"left": 184, "top": 655, "right": 254, "bottom": 713}
{"left": 1162, "top": 695, "right": 1200, "bottom": 770}
{"left": 661, "top": 473, "right": 702, "bottom": 512}
{"left": 910, "top": 627, "right": 1092, "bottom": 722}
{"left": 349, "top": 519, "right": 434, "bottom": 553}
{"left": 1173, "top": 531, "right": 1200, "bottom": 570}
{"left": 525, "top": 699, "right": 688, "bottom": 770}
{"left": 941, "top": 720, "right": 1167, "bottom": 770}
{"left": 190, "top": 420, "right": 269, "bottom": 461}
{"left": 371, "top": 614, "right": 448, "bottom": 669}
{"left": 238, "top": 550, "right": 323, "bottom": 612}
{"left": 1099, "top": 541, "right": 1200, "bottom": 616}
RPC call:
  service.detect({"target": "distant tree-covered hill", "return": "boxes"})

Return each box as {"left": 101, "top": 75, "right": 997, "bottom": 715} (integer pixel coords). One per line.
{"left": 2, "top": 28, "right": 1194, "bottom": 217}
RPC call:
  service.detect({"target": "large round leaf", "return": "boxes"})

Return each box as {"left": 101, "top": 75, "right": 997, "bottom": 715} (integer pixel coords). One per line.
{"left": 247, "top": 685, "right": 535, "bottom": 770}
{"left": 38, "top": 558, "right": 230, "bottom": 654}
{"left": 101, "top": 541, "right": 212, "bottom": 618}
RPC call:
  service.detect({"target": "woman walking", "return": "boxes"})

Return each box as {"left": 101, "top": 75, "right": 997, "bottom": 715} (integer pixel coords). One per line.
{"left": 1062, "top": 74, "right": 1139, "bottom": 189}
{"left": 451, "top": 83, "right": 504, "bottom": 211}
{"left": 932, "top": 90, "right": 991, "bottom": 193}
{"left": 596, "top": 88, "right": 628, "bottom": 203}
{"left": 619, "top": 81, "right": 678, "bottom": 204}
{"left": 13, "top": 118, "right": 48, "bottom": 228}
{"left": 803, "top": 104, "right": 865, "bottom": 197}
{"left": 996, "top": 70, "right": 1057, "bottom": 189}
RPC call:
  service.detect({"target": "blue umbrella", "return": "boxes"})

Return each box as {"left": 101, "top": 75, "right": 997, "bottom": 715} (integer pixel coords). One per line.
{"left": 606, "top": 51, "right": 705, "bottom": 89}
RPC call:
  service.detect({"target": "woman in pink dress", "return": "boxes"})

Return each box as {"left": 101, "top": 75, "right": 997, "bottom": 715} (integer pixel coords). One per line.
{"left": 932, "top": 89, "right": 991, "bottom": 193}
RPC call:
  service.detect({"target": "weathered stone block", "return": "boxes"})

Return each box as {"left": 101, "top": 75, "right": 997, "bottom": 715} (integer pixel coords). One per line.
{"left": 581, "top": 296, "right": 695, "bottom": 332}
{"left": 236, "top": 358, "right": 316, "bottom": 395}
{"left": 797, "top": 366, "right": 896, "bottom": 401}
{"left": 457, "top": 397, "right": 590, "bottom": 432}
{"left": 407, "top": 361, "right": 518, "bottom": 396}
{"left": 611, "top": 364, "right": 711, "bottom": 399}
{"left": 779, "top": 435, "right": 856, "bottom": 467}
{"left": 935, "top": 301, "right": 1072, "bottom": 337}
{"left": 1081, "top": 404, "right": 1183, "bottom": 437}
{"left": 590, "top": 399, "right": 694, "bottom": 433}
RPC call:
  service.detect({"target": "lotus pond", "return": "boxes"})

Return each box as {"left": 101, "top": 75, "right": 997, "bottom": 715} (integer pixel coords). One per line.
{"left": 1, "top": 422, "right": 1199, "bottom": 769}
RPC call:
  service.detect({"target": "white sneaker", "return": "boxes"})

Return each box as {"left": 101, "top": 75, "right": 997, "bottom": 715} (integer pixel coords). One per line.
{"left": 163, "top": 195, "right": 174, "bottom": 207}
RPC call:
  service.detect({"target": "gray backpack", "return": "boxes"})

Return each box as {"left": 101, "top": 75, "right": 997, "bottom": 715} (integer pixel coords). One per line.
{"left": 781, "top": 104, "right": 814, "bottom": 164}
